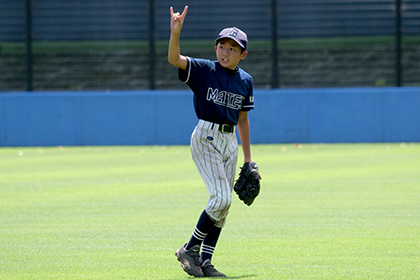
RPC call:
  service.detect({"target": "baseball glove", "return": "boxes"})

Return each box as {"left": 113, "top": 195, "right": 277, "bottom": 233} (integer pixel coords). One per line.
{"left": 234, "top": 161, "right": 260, "bottom": 206}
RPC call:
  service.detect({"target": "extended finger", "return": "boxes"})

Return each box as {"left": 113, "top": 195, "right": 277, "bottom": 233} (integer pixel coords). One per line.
{"left": 181, "top": 5, "right": 188, "bottom": 18}
{"left": 170, "top": 6, "right": 173, "bottom": 17}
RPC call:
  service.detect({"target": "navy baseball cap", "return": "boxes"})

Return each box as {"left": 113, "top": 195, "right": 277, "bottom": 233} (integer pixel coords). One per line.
{"left": 215, "top": 27, "right": 248, "bottom": 50}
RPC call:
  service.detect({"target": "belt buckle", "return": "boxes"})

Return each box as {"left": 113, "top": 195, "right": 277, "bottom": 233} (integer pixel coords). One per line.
{"left": 220, "top": 124, "right": 232, "bottom": 134}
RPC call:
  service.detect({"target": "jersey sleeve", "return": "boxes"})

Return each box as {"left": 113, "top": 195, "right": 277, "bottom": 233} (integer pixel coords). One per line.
{"left": 241, "top": 75, "right": 254, "bottom": 111}
{"left": 178, "top": 57, "right": 213, "bottom": 85}
{"left": 178, "top": 57, "right": 192, "bottom": 83}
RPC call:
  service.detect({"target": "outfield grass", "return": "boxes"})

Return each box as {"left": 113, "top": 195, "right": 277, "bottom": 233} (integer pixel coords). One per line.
{"left": 1, "top": 144, "right": 419, "bottom": 279}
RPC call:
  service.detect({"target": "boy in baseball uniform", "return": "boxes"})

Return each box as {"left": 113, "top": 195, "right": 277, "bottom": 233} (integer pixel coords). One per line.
{"left": 168, "top": 6, "right": 258, "bottom": 277}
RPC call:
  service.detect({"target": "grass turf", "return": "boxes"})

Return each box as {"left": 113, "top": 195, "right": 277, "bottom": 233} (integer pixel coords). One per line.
{"left": 0, "top": 144, "right": 419, "bottom": 279}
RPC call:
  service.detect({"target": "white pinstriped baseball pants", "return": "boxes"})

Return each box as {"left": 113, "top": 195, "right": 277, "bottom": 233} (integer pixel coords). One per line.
{"left": 190, "top": 120, "right": 238, "bottom": 228}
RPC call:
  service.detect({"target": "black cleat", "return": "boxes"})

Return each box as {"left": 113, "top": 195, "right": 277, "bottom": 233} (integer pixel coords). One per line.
{"left": 201, "top": 260, "right": 226, "bottom": 277}
{"left": 175, "top": 243, "right": 204, "bottom": 277}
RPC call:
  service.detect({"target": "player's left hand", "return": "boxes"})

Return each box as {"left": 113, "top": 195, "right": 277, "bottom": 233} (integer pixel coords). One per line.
{"left": 234, "top": 161, "right": 261, "bottom": 206}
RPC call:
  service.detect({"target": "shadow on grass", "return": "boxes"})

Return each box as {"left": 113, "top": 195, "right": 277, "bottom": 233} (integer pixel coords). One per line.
{"left": 168, "top": 275, "right": 258, "bottom": 280}
{"left": 224, "top": 275, "right": 258, "bottom": 279}
{"left": 201, "top": 275, "right": 258, "bottom": 279}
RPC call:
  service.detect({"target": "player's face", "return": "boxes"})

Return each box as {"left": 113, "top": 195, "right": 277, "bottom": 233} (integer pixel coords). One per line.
{"left": 215, "top": 39, "right": 248, "bottom": 70}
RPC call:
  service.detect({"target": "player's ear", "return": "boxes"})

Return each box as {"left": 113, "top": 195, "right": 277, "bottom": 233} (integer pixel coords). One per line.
{"left": 240, "top": 50, "right": 248, "bottom": 60}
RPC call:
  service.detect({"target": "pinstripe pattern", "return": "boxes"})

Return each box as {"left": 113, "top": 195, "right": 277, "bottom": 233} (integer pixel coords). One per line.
{"left": 191, "top": 120, "right": 238, "bottom": 228}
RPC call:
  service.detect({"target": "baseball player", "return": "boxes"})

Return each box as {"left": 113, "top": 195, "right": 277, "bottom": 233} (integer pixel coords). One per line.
{"left": 168, "top": 6, "right": 257, "bottom": 277}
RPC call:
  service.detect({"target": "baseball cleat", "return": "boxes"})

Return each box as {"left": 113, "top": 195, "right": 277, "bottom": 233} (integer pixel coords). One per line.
{"left": 175, "top": 243, "right": 204, "bottom": 277}
{"left": 201, "top": 260, "right": 226, "bottom": 277}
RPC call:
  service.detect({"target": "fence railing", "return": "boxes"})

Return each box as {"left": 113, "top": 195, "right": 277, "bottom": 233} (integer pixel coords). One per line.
{"left": 0, "top": 0, "right": 419, "bottom": 91}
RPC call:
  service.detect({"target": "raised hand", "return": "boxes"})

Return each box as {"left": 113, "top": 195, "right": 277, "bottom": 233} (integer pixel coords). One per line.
{"left": 170, "top": 6, "right": 188, "bottom": 34}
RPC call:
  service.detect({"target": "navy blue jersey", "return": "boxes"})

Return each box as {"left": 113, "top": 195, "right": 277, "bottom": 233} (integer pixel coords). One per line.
{"left": 179, "top": 57, "right": 254, "bottom": 125}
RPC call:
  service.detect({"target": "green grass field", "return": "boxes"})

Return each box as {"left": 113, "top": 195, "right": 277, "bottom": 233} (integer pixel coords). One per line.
{"left": 1, "top": 144, "right": 419, "bottom": 279}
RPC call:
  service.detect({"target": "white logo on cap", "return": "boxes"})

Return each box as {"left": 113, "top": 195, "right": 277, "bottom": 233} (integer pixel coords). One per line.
{"left": 228, "top": 29, "right": 238, "bottom": 37}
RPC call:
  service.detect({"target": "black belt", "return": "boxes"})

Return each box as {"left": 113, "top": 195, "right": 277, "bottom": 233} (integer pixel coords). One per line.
{"left": 213, "top": 123, "right": 234, "bottom": 134}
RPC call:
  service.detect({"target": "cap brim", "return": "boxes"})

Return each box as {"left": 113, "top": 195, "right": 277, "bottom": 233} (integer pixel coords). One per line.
{"left": 215, "top": 36, "right": 246, "bottom": 50}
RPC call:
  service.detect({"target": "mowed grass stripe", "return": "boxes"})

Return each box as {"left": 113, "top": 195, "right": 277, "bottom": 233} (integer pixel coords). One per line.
{"left": 1, "top": 144, "right": 419, "bottom": 279}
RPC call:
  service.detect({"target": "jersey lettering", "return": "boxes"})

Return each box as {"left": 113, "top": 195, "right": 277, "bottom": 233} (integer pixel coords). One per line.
{"left": 206, "top": 87, "right": 244, "bottom": 110}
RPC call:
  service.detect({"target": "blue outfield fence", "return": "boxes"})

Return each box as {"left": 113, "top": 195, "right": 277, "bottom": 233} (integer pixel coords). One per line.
{"left": 1, "top": 87, "right": 419, "bottom": 147}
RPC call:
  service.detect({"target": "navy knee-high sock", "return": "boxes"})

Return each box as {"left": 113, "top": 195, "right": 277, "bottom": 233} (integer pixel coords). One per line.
{"left": 200, "top": 226, "right": 222, "bottom": 265}
{"left": 186, "top": 210, "right": 215, "bottom": 250}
